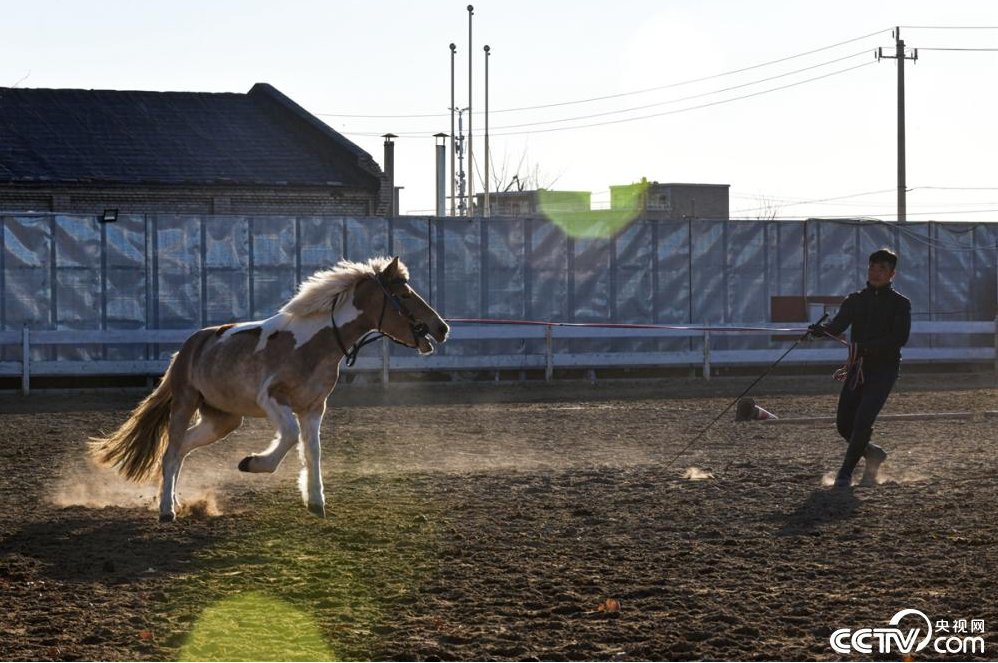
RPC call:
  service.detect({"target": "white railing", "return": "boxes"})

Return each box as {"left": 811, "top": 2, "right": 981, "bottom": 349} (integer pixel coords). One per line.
{"left": 1, "top": 320, "right": 996, "bottom": 394}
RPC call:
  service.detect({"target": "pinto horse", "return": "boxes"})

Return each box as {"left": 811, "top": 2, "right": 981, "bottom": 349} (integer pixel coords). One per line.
{"left": 91, "top": 256, "right": 449, "bottom": 521}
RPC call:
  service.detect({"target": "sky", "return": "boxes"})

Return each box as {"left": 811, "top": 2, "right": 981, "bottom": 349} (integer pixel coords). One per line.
{"left": 4, "top": 0, "right": 998, "bottom": 221}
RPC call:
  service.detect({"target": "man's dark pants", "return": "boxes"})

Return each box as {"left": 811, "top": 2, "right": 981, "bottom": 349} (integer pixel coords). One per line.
{"left": 835, "top": 364, "right": 899, "bottom": 477}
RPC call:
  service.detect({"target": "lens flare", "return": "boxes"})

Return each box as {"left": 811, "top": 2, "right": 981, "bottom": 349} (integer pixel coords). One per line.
{"left": 539, "top": 182, "right": 647, "bottom": 239}
{"left": 179, "top": 592, "right": 333, "bottom": 661}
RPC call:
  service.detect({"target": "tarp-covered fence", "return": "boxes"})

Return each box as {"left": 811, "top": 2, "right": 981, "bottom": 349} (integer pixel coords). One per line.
{"left": 2, "top": 214, "right": 996, "bottom": 368}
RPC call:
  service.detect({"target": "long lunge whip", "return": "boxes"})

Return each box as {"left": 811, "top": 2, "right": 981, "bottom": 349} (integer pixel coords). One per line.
{"left": 661, "top": 313, "right": 829, "bottom": 472}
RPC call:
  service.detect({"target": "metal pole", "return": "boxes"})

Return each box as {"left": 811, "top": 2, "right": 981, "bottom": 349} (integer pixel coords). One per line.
{"left": 381, "top": 337, "right": 390, "bottom": 388}
{"left": 897, "top": 26, "right": 907, "bottom": 223}
{"left": 484, "top": 44, "right": 491, "bottom": 218}
{"left": 703, "top": 325, "right": 711, "bottom": 382}
{"left": 449, "top": 43, "right": 456, "bottom": 217}
{"left": 467, "top": 5, "right": 474, "bottom": 217}
{"left": 545, "top": 325, "right": 553, "bottom": 382}
{"left": 21, "top": 324, "right": 29, "bottom": 396}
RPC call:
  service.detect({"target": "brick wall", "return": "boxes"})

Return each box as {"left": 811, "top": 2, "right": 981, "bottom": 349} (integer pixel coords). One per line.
{"left": 0, "top": 183, "right": 388, "bottom": 217}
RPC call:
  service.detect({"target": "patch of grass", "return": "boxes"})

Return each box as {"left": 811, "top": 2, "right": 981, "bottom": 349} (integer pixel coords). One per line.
{"left": 151, "top": 476, "right": 442, "bottom": 661}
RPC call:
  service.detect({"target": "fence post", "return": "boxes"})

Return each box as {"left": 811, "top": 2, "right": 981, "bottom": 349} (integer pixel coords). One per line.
{"left": 703, "top": 324, "right": 711, "bottom": 381}
{"left": 381, "top": 337, "right": 390, "bottom": 388}
{"left": 21, "top": 325, "right": 30, "bottom": 396}
{"left": 544, "top": 325, "right": 553, "bottom": 382}
{"left": 993, "top": 314, "right": 997, "bottom": 382}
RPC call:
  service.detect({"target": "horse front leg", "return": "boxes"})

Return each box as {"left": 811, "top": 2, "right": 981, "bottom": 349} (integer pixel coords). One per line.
{"left": 238, "top": 390, "right": 299, "bottom": 474}
{"left": 298, "top": 406, "right": 326, "bottom": 518}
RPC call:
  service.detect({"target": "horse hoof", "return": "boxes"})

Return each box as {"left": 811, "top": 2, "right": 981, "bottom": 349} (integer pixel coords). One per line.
{"left": 238, "top": 456, "right": 253, "bottom": 472}
{"left": 159, "top": 512, "right": 176, "bottom": 523}
{"left": 307, "top": 503, "right": 326, "bottom": 518}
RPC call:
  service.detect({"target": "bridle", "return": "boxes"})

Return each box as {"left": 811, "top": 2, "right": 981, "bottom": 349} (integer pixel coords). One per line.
{"left": 329, "top": 271, "right": 430, "bottom": 367}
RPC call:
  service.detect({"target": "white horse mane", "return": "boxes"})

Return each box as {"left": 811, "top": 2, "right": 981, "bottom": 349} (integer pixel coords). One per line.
{"left": 279, "top": 256, "right": 409, "bottom": 318}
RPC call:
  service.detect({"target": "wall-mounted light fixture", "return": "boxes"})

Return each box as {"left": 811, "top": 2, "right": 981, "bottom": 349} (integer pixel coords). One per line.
{"left": 100, "top": 209, "right": 118, "bottom": 223}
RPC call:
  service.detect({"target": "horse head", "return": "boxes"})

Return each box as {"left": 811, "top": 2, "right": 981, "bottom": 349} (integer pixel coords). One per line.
{"left": 371, "top": 257, "right": 449, "bottom": 355}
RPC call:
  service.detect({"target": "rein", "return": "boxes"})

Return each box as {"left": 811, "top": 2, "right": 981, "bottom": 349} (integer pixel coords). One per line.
{"left": 329, "top": 273, "right": 427, "bottom": 367}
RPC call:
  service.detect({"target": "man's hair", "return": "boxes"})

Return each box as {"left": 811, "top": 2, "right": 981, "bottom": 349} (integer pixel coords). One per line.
{"left": 869, "top": 248, "right": 898, "bottom": 269}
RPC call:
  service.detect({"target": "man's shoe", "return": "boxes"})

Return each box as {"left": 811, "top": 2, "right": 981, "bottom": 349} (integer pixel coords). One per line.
{"left": 860, "top": 446, "right": 887, "bottom": 486}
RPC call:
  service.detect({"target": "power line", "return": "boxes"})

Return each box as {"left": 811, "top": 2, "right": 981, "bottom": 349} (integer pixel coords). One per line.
{"left": 731, "top": 184, "right": 998, "bottom": 225}
{"left": 486, "top": 50, "right": 872, "bottom": 132}
{"left": 730, "top": 189, "right": 897, "bottom": 214}
{"left": 744, "top": 206, "right": 998, "bottom": 220}
{"left": 917, "top": 47, "right": 998, "bottom": 52}
{"left": 900, "top": 25, "right": 998, "bottom": 30}
{"left": 484, "top": 29, "right": 888, "bottom": 114}
{"left": 317, "top": 28, "right": 890, "bottom": 119}
{"left": 340, "top": 59, "right": 878, "bottom": 139}
{"left": 734, "top": 185, "right": 998, "bottom": 215}
{"left": 905, "top": 201, "right": 998, "bottom": 207}
{"left": 488, "top": 61, "right": 877, "bottom": 137}
{"left": 896, "top": 207, "right": 998, "bottom": 217}
{"left": 912, "top": 186, "right": 998, "bottom": 191}
{"left": 321, "top": 110, "right": 446, "bottom": 120}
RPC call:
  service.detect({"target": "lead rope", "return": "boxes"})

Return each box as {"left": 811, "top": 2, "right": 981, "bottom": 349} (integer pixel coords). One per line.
{"left": 833, "top": 342, "right": 865, "bottom": 389}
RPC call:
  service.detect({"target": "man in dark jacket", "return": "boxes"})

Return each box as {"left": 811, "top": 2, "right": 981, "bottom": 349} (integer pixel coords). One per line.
{"left": 809, "top": 248, "right": 911, "bottom": 488}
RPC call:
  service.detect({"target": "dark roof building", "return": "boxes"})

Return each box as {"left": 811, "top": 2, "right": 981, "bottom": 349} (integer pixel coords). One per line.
{"left": 0, "top": 83, "right": 387, "bottom": 216}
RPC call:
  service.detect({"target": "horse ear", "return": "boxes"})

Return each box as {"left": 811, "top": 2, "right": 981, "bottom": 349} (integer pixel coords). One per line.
{"left": 385, "top": 256, "right": 400, "bottom": 276}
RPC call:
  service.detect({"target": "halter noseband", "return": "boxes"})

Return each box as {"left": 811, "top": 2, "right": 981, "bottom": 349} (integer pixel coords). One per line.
{"left": 329, "top": 272, "right": 429, "bottom": 367}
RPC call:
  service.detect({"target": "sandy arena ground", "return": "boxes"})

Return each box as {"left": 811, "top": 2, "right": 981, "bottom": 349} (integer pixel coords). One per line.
{"left": 0, "top": 373, "right": 995, "bottom": 661}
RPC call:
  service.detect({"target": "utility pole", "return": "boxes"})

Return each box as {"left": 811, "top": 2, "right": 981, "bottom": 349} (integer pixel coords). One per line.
{"left": 449, "top": 43, "right": 457, "bottom": 216}
{"left": 878, "top": 26, "right": 918, "bottom": 223}
{"left": 467, "top": 5, "right": 474, "bottom": 217}
{"left": 484, "top": 44, "right": 491, "bottom": 218}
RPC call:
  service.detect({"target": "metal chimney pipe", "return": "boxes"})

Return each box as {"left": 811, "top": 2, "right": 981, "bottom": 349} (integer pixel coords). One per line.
{"left": 382, "top": 133, "right": 397, "bottom": 217}
{"left": 434, "top": 133, "right": 447, "bottom": 217}
{"left": 483, "top": 44, "right": 491, "bottom": 218}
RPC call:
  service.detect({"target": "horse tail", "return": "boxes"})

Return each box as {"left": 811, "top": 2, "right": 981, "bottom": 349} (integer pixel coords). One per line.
{"left": 90, "top": 353, "right": 179, "bottom": 482}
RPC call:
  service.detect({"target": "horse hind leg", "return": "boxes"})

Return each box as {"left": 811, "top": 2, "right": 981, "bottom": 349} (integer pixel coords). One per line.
{"left": 160, "top": 403, "right": 241, "bottom": 522}
{"left": 158, "top": 391, "right": 199, "bottom": 522}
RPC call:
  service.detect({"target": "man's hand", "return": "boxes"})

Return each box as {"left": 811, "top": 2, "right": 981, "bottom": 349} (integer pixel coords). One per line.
{"left": 806, "top": 323, "right": 826, "bottom": 339}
